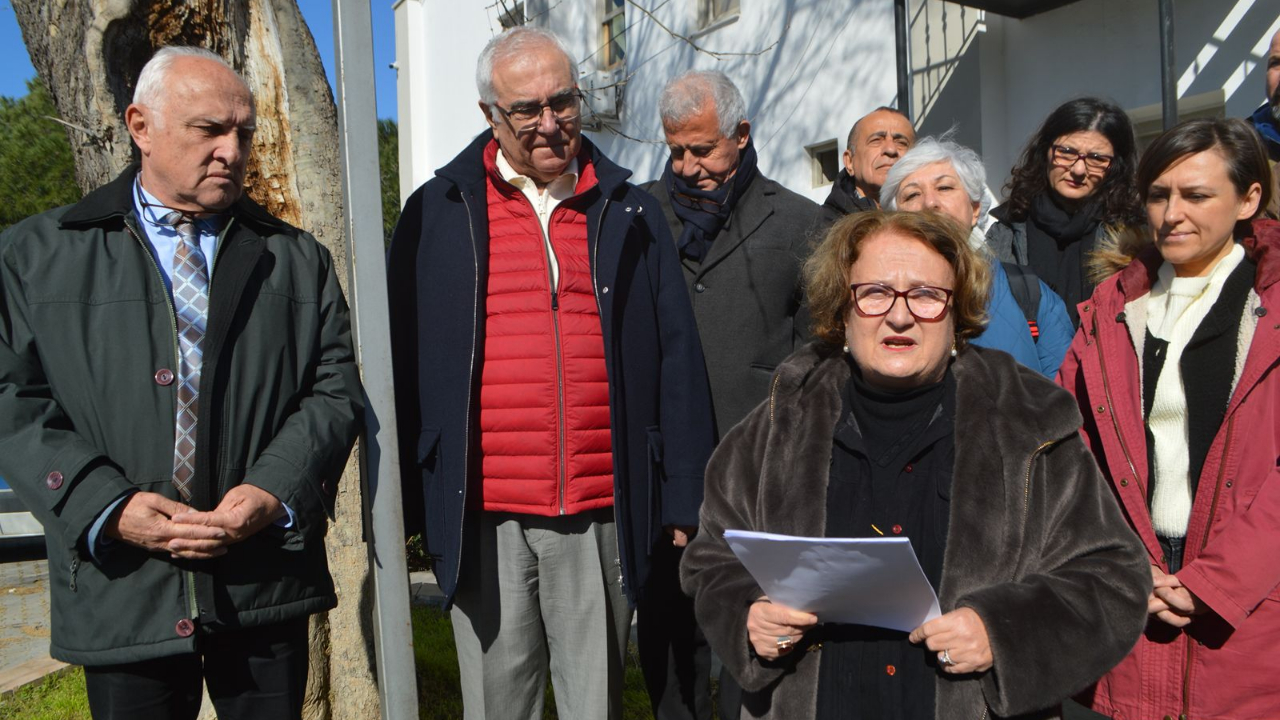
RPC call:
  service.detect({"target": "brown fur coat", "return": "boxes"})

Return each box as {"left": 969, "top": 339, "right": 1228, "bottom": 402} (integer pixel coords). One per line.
{"left": 680, "top": 343, "right": 1150, "bottom": 719}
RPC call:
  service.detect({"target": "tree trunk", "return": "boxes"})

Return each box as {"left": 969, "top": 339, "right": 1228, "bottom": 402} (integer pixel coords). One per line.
{"left": 9, "top": 2, "right": 378, "bottom": 718}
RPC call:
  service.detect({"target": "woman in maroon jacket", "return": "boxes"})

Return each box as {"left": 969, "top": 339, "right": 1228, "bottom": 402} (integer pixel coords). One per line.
{"left": 1059, "top": 117, "right": 1279, "bottom": 720}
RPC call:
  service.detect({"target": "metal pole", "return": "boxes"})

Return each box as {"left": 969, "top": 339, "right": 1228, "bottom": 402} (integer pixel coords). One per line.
{"left": 1159, "top": 0, "right": 1177, "bottom": 129}
{"left": 895, "top": 0, "right": 912, "bottom": 120}
{"left": 330, "top": 1, "right": 419, "bottom": 718}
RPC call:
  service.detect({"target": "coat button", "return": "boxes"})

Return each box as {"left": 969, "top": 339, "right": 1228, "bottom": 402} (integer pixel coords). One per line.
{"left": 155, "top": 368, "right": 175, "bottom": 386}
{"left": 1225, "top": 480, "right": 1233, "bottom": 488}
{"left": 45, "top": 471, "right": 64, "bottom": 490}
{"left": 694, "top": 283, "right": 706, "bottom": 293}
{"left": 892, "top": 524, "right": 903, "bottom": 535}
{"left": 885, "top": 664, "right": 896, "bottom": 676}
{"left": 904, "top": 464, "right": 913, "bottom": 473}
{"left": 1096, "top": 405, "right": 1106, "bottom": 414}
{"left": 625, "top": 206, "right": 633, "bottom": 213}
{"left": 1120, "top": 478, "right": 1128, "bottom": 487}
{"left": 175, "top": 619, "right": 195, "bottom": 637}
{"left": 1255, "top": 306, "right": 1268, "bottom": 317}
{"left": 602, "top": 286, "right": 610, "bottom": 294}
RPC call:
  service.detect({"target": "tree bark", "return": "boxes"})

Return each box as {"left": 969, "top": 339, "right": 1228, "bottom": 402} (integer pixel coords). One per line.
{"left": 9, "top": 2, "right": 378, "bottom": 718}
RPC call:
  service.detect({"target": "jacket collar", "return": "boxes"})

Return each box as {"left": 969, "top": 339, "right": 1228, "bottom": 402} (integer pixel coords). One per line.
{"left": 822, "top": 169, "right": 876, "bottom": 216}
{"left": 59, "top": 165, "right": 295, "bottom": 237}
{"left": 774, "top": 341, "right": 1082, "bottom": 447}
{"left": 1114, "top": 218, "right": 1280, "bottom": 302}
{"left": 436, "top": 129, "right": 632, "bottom": 199}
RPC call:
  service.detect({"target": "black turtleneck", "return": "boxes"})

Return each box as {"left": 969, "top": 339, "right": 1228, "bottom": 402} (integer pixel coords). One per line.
{"left": 815, "top": 359, "right": 956, "bottom": 720}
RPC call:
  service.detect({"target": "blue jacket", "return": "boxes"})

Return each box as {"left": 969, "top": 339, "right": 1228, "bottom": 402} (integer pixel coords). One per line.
{"left": 971, "top": 260, "right": 1074, "bottom": 378}
{"left": 387, "top": 131, "right": 716, "bottom": 606}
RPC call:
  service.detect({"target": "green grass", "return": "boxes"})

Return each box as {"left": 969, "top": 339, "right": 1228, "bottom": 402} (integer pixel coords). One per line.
{"left": 1, "top": 608, "right": 677, "bottom": 719}
{"left": 0, "top": 667, "right": 89, "bottom": 720}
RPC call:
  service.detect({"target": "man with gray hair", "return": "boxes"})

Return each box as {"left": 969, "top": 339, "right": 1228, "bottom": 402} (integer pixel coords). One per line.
{"left": 388, "top": 27, "right": 715, "bottom": 719}
{"left": 0, "top": 46, "right": 361, "bottom": 719}
{"left": 641, "top": 69, "right": 817, "bottom": 720}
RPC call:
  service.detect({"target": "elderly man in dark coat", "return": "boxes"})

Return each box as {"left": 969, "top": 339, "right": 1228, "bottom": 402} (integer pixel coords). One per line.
{"left": 640, "top": 69, "right": 819, "bottom": 720}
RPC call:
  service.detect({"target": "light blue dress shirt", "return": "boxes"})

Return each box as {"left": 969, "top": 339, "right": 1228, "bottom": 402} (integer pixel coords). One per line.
{"left": 86, "top": 180, "right": 292, "bottom": 561}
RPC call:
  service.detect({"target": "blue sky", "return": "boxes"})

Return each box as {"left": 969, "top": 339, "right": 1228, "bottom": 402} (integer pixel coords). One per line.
{"left": 0, "top": 0, "right": 399, "bottom": 120}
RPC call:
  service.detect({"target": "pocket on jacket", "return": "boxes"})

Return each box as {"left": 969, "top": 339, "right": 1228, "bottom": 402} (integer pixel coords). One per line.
{"left": 417, "top": 426, "right": 441, "bottom": 470}
{"left": 646, "top": 425, "right": 664, "bottom": 548}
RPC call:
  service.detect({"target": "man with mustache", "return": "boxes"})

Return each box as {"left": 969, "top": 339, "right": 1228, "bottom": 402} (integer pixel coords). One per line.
{"left": 387, "top": 27, "right": 715, "bottom": 720}
{"left": 0, "top": 47, "right": 362, "bottom": 719}
{"left": 639, "top": 69, "right": 819, "bottom": 720}
{"left": 818, "top": 106, "right": 916, "bottom": 230}
{"left": 1248, "top": 25, "right": 1280, "bottom": 216}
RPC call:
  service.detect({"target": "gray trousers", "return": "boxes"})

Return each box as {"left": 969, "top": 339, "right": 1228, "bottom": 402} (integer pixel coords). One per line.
{"left": 450, "top": 509, "right": 632, "bottom": 720}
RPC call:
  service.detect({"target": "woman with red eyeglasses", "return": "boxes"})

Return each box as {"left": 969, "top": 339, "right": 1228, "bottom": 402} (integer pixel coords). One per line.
{"left": 988, "top": 98, "right": 1144, "bottom": 326}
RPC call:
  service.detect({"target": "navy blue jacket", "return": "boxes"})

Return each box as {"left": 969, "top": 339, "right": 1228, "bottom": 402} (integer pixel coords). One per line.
{"left": 388, "top": 131, "right": 716, "bottom": 606}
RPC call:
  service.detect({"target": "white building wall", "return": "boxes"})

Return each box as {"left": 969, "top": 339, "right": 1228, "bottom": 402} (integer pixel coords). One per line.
{"left": 395, "top": 0, "right": 1280, "bottom": 206}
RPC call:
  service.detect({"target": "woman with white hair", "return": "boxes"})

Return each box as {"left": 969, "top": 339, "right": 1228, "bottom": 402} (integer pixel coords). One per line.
{"left": 881, "top": 137, "right": 1074, "bottom": 377}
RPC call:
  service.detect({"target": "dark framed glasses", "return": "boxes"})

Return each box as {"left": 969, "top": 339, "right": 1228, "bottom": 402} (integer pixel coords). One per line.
{"left": 1050, "top": 144, "right": 1113, "bottom": 172}
{"left": 492, "top": 89, "right": 583, "bottom": 133}
{"left": 850, "top": 283, "right": 953, "bottom": 321}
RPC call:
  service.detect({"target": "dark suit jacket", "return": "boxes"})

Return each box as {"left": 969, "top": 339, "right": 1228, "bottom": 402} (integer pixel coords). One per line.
{"left": 643, "top": 173, "right": 819, "bottom": 439}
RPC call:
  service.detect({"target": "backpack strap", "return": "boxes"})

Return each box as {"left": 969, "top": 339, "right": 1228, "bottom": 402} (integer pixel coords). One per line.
{"left": 1001, "top": 262, "right": 1041, "bottom": 341}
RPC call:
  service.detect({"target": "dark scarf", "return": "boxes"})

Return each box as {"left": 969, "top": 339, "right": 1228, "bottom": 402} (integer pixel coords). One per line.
{"left": 1025, "top": 192, "right": 1102, "bottom": 326}
{"left": 1250, "top": 102, "right": 1280, "bottom": 161}
{"left": 663, "top": 140, "right": 759, "bottom": 262}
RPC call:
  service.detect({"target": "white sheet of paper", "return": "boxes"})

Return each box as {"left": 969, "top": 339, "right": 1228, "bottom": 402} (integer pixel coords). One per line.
{"left": 724, "top": 529, "right": 942, "bottom": 633}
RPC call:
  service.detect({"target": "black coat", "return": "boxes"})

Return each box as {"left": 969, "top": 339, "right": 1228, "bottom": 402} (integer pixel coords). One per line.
{"left": 814, "top": 169, "right": 877, "bottom": 239}
{"left": 388, "top": 131, "right": 716, "bottom": 606}
{"left": 643, "top": 172, "right": 819, "bottom": 438}
{"left": 681, "top": 343, "right": 1151, "bottom": 719}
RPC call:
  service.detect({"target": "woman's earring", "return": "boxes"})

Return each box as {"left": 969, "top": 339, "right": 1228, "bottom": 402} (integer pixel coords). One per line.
{"left": 843, "top": 344, "right": 850, "bottom": 355}
{"left": 950, "top": 340, "right": 958, "bottom": 358}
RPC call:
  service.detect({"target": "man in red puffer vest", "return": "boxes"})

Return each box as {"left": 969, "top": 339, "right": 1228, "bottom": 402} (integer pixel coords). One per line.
{"left": 387, "top": 27, "right": 716, "bottom": 720}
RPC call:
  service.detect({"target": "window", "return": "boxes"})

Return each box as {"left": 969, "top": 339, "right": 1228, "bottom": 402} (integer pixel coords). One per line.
{"left": 807, "top": 140, "right": 839, "bottom": 188}
{"left": 699, "top": 0, "right": 740, "bottom": 28}
{"left": 497, "top": 1, "right": 526, "bottom": 29}
{"left": 602, "top": 0, "right": 626, "bottom": 69}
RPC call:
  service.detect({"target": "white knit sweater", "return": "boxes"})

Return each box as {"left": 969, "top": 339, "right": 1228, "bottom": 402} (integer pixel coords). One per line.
{"left": 1146, "top": 243, "right": 1245, "bottom": 538}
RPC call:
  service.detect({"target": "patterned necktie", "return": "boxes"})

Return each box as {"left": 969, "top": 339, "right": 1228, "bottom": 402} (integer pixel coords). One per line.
{"left": 162, "top": 211, "right": 210, "bottom": 502}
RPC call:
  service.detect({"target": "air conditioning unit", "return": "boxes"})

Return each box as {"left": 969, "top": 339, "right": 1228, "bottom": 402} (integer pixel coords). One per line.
{"left": 579, "top": 68, "right": 623, "bottom": 128}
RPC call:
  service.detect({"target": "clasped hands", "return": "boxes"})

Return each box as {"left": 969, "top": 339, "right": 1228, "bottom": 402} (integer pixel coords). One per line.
{"left": 105, "top": 484, "right": 286, "bottom": 560}
{"left": 1148, "top": 565, "right": 1208, "bottom": 627}
{"left": 746, "top": 597, "right": 993, "bottom": 674}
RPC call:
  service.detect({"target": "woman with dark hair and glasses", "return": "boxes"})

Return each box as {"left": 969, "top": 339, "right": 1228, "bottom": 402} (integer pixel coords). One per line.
{"left": 988, "top": 98, "right": 1143, "bottom": 325}
{"left": 680, "top": 210, "right": 1150, "bottom": 720}
{"left": 1060, "top": 117, "right": 1280, "bottom": 719}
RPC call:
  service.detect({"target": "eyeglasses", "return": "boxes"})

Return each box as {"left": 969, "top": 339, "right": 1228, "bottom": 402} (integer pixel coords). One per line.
{"left": 1050, "top": 144, "right": 1113, "bottom": 172}
{"left": 492, "top": 90, "right": 583, "bottom": 132}
{"left": 850, "top": 283, "right": 954, "bottom": 321}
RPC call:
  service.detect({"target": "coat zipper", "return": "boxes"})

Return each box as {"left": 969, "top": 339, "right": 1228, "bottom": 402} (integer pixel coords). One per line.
{"left": 767, "top": 372, "right": 782, "bottom": 426}
{"left": 1023, "top": 439, "right": 1057, "bottom": 524}
{"left": 126, "top": 219, "right": 200, "bottom": 622}
{"left": 1092, "top": 313, "right": 1146, "bottom": 498}
{"left": 531, "top": 191, "right": 569, "bottom": 516}
{"left": 210, "top": 218, "right": 236, "bottom": 500}
{"left": 1182, "top": 415, "right": 1234, "bottom": 717}
{"left": 455, "top": 190, "right": 481, "bottom": 594}
{"left": 590, "top": 198, "right": 625, "bottom": 592}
